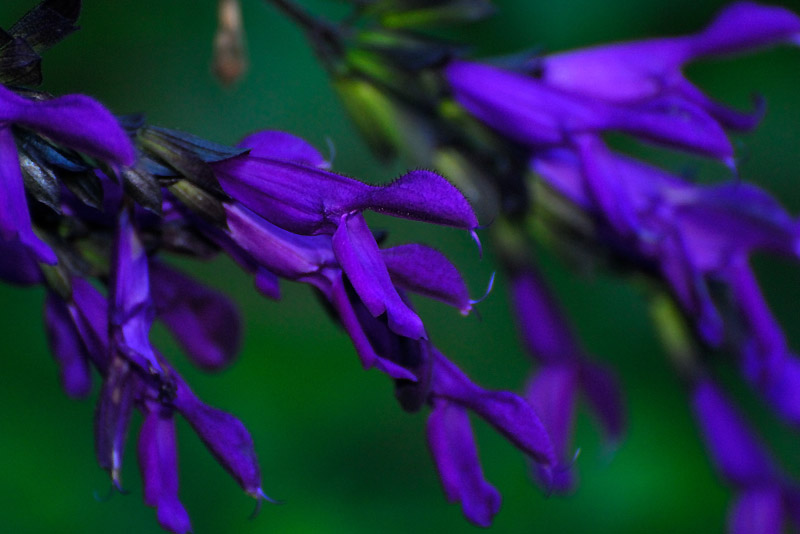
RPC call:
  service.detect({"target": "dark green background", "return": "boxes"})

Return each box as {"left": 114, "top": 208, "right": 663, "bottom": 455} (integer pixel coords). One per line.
{"left": 1, "top": 1, "right": 800, "bottom": 532}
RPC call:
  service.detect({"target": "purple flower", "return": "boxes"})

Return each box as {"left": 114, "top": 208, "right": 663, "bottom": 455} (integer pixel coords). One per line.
{"left": 44, "top": 291, "right": 92, "bottom": 398}
{"left": 427, "top": 398, "right": 501, "bottom": 527}
{"left": 445, "top": 60, "right": 735, "bottom": 164}
{"left": 109, "top": 209, "right": 162, "bottom": 375}
{"left": 539, "top": 2, "right": 800, "bottom": 130}
{"left": 214, "top": 130, "right": 476, "bottom": 343}
{"left": 221, "top": 201, "right": 470, "bottom": 379}
{"left": 56, "top": 277, "right": 267, "bottom": 531}
{"left": 510, "top": 267, "right": 624, "bottom": 492}
{"left": 138, "top": 404, "right": 192, "bottom": 534}
{"left": 0, "top": 83, "right": 135, "bottom": 264}
{"left": 426, "top": 348, "right": 554, "bottom": 525}
{"left": 214, "top": 130, "right": 478, "bottom": 237}
{"left": 691, "top": 379, "right": 799, "bottom": 534}
{"left": 150, "top": 260, "right": 242, "bottom": 371}
{"left": 532, "top": 140, "right": 799, "bottom": 348}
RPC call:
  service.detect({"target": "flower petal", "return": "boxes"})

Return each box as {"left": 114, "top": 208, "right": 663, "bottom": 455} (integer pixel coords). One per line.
{"left": 382, "top": 243, "right": 471, "bottom": 314}
{"left": 109, "top": 210, "right": 161, "bottom": 374}
{"left": 525, "top": 364, "right": 579, "bottom": 493}
{"left": 150, "top": 261, "right": 241, "bottom": 371}
{"left": 691, "top": 379, "right": 776, "bottom": 487}
{"left": 363, "top": 169, "right": 479, "bottom": 230}
{"left": 44, "top": 292, "right": 92, "bottom": 398}
{"left": 138, "top": 407, "right": 192, "bottom": 534}
{"left": 95, "top": 355, "right": 138, "bottom": 490}
{"left": 510, "top": 267, "right": 582, "bottom": 365}
{"left": 691, "top": 1, "right": 800, "bottom": 58}
{"left": 0, "top": 128, "right": 56, "bottom": 263}
{"left": 427, "top": 399, "right": 501, "bottom": 527}
{"left": 328, "top": 273, "right": 418, "bottom": 381}
{"left": 0, "top": 84, "right": 135, "bottom": 166}
{"left": 237, "top": 130, "right": 329, "bottom": 169}
{"left": 173, "top": 376, "right": 263, "bottom": 497}
{"left": 332, "top": 212, "right": 425, "bottom": 340}
{"left": 431, "top": 350, "right": 555, "bottom": 465}
{"left": 729, "top": 486, "right": 784, "bottom": 534}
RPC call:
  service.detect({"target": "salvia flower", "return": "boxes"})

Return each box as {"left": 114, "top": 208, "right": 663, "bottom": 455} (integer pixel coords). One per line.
{"left": 214, "top": 130, "right": 477, "bottom": 341}
{"left": 61, "top": 277, "right": 267, "bottom": 531}
{"left": 538, "top": 2, "right": 800, "bottom": 130}
{"left": 510, "top": 266, "right": 624, "bottom": 492}
{"left": 691, "top": 379, "right": 800, "bottom": 533}
{"left": 0, "top": 83, "right": 135, "bottom": 263}
{"left": 531, "top": 141, "right": 800, "bottom": 424}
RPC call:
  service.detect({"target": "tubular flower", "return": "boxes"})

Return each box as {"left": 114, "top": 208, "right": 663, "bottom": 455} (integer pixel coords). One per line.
{"left": 538, "top": 2, "right": 800, "bottom": 130}
{"left": 0, "top": 83, "right": 135, "bottom": 264}
{"left": 511, "top": 266, "right": 624, "bottom": 492}
{"left": 691, "top": 379, "right": 800, "bottom": 534}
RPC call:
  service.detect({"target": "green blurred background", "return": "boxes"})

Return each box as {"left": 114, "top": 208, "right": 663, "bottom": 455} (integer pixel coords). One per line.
{"left": 1, "top": 0, "right": 800, "bottom": 532}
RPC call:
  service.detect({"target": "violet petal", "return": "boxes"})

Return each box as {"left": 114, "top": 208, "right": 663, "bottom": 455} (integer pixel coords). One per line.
{"left": 44, "top": 292, "right": 92, "bottom": 398}
{"left": 0, "top": 128, "right": 56, "bottom": 263}
{"left": 332, "top": 212, "right": 426, "bottom": 340}
{"left": 237, "top": 130, "right": 329, "bottom": 169}
{"left": 729, "top": 486, "right": 784, "bottom": 534}
{"left": 138, "top": 407, "right": 192, "bottom": 534}
{"left": 427, "top": 399, "right": 501, "bottom": 527}
{"left": 382, "top": 243, "right": 471, "bottom": 314}
{"left": 691, "top": 379, "right": 776, "bottom": 487}
{"left": 431, "top": 349, "right": 555, "bottom": 465}
{"left": 150, "top": 261, "right": 241, "bottom": 371}
{"left": 95, "top": 355, "right": 137, "bottom": 490}
{"left": 525, "top": 365, "right": 579, "bottom": 493}
{"left": 109, "top": 210, "right": 161, "bottom": 374}
{"left": 173, "top": 377, "right": 263, "bottom": 497}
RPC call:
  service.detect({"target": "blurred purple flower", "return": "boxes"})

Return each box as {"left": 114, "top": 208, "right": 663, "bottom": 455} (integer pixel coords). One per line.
{"left": 511, "top": 267, "right": 624, "bottom": 492}
{"left": 691, "top": 379, "right": 800, "bottom": 534}
{"left": 539, "top": 2, "right": 800, "bottom": 130}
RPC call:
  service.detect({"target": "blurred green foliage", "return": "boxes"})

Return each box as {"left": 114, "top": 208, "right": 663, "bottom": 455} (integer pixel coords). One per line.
{"left": 0, "top": 1, "right": 799, "bottom": 532}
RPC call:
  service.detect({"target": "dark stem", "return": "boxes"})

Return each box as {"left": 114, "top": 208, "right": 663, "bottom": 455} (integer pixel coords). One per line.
{"left": 263, "top": 0, "right": 345, "bottom": 65}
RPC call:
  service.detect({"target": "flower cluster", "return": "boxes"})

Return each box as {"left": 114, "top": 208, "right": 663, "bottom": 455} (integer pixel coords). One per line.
{"left": 0, "top": 2, "right": 569, "bottom": 531}
{"left": 4, "top": 0, "right": 800, "bottom": 531}
{"left": 263, "top": 0, "right": 800, "bottom": 530}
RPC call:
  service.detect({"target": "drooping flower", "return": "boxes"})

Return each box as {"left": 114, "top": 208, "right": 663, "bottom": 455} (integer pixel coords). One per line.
{"left": 57, "top": 276, "right": 268, "bottom": 532}
{"left": 510, "top": 266, "right": 624, "bottom": 492}
{"left": 445, "top": 60, "right": 735, "bottom": 164}
{"left": 531, "top": 140, "right": 800, "bottom": 422}
{"left": 538, "top": 2, "right": 800, "bottom": 130}
{"left": 691, "top": 378, "right": 800, "bottom": 534}
{"left": 150, "top": 260, "right": 242, "bottom": 371}
{"left": 214, "top": 130, "right": 477, "bottom": 341}
{"left": 219, "top": 200, "right": 470, "bottom": 379}
{"left": 0, "top": 83, "right": 135, "bottom": 264}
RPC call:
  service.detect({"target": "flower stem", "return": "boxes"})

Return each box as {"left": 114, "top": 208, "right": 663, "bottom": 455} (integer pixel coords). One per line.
{"left": 262, "top": 0, "right": 345, "bottom": 66}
